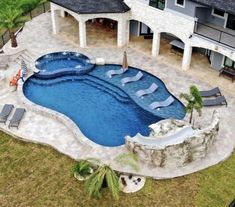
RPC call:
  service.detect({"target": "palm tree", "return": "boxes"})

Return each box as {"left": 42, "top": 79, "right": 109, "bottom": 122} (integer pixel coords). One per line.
{"left": 85, "top": 164, "right": 120, "bottom": 200}
{"left": 180, "top": 85, "right": 203, "bottom": 124}
{"left": 0, "top": 8, "right": 28, "bottom": 48}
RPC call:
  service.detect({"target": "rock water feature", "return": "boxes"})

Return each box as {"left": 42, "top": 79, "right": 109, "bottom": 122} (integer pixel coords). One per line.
{"left": 125, "top": 110, "right": 220, "bottom": 168}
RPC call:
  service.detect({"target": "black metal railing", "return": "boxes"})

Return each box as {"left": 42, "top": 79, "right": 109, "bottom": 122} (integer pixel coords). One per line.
{"left": 0, "top": 1, "right": 50, "bottom": 50}
{"left": 194, "top": 22, "right": 235, "bottom": 49}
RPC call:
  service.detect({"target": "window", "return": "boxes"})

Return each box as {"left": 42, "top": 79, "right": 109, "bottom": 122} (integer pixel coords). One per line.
{"left": 149, "top": 0, "right": 165, "bottom": 10}
{"left": 212, "top": 9, "right": 225, "bottom": 18}
{"left": 224, "top": 57, "right": 235, "bottom": 70}
{"left": 175, "top": 0, "right": 185, "bottom": 7}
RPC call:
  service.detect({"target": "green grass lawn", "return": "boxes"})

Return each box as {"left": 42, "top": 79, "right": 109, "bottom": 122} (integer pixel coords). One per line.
{"left": 0, "top": 130, "right": 234, "bottom": 207}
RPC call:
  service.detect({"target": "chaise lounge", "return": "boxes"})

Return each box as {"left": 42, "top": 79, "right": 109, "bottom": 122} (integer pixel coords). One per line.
{"left": 200, "top": 87, "right": 221, "bottom": 97}
{"left": 121, "top": 71, "right": 143, "bottom": 86}
{"left": 136, "top": 83, "right": 158, "bottom": 98}
{"left": 203, "top": 96, "right": 227, "bottom": 107}
{"left": 106, "top": 68, "right": 126, "bottom": 78}
{"left": 0, "top": 104, "right": 14, "bottom": 124}
{"left": 9, "top": 108, "right": 26, "bottom": 129}
{"left": 150, "top": 96, "right": 175, "bottom": 110}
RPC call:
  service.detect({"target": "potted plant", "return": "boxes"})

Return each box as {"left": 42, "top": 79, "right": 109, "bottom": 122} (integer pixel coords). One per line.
{"left": 73, "top": 159, "right": 98, "bottom": 181}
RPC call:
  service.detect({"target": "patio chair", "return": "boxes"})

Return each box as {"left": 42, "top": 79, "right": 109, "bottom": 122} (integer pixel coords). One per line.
{"left": 136, "top": 83, "right": 159, "bottom": 98}
{"left": 200, "top": 87, "right": 221, "bottom": 97}
{"left": 121, "top": 71, "right": 143, "bottom": 86}
{"left": 0, "top": 104, "right": 14, "bottom": 124}
{"left": 203, "top": 96, "right": 227, "bottom": 107}
{"left": 8, "top": 108, "right": 26, "bottom": 129}
{"left": 150, "top": 96, "right": 175, "bottom": 110}
{"left": 106, "top": 68, "right": 126, "bottom": 78}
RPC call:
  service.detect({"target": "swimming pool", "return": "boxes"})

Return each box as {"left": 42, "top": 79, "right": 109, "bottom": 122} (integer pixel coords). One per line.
{"left": 23, "top": 52, "right": 185, "bottom": 147}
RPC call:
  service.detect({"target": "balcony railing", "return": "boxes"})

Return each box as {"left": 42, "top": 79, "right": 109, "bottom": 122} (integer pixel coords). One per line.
{"left": 0, "top": 2, "right": 50, "bottom": 50}
{"left": 194, "top": 22, "right": 235, "bottom": 49}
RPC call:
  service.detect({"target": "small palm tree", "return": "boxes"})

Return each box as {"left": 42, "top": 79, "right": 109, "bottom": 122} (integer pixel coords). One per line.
{"left": 0, "top": 8, "right": 28, "bottom": 48}
{"left": 85, "top": 164, "right": 120, "bottom": 200}
{"left": 180, "top": 85, "right": 203, "bottom": 124}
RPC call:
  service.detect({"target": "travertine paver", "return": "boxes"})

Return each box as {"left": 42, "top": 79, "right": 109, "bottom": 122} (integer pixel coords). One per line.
{"left": 0, "top": 12, "right": 234, "bottom": 179}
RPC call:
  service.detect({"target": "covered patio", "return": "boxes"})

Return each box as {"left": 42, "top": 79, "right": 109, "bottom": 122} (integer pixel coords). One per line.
{"left": 50, "top": 0, "right": 130, "bottom": 48}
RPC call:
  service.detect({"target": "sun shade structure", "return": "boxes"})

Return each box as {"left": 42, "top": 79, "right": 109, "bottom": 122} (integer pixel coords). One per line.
{"left": 122, "top": 51, "right": 128, "bottom": 71}
{"left": 190, "top": 0, "right": 235, "bottom": 15}
{"left": 50, "top": 0, "right": 130, "bottom": 14}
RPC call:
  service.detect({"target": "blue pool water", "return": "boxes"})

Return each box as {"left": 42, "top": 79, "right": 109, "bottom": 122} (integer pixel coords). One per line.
{"left": 24, "top": 76, "right": 160, "bottom": 146}
{"left": 23, "top": 52, "right": 185, "bottom": 147}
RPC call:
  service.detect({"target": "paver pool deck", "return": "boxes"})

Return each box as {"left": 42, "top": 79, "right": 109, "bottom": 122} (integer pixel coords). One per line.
{"left": 0, "top": 13, "right": 234, "bottom": 179}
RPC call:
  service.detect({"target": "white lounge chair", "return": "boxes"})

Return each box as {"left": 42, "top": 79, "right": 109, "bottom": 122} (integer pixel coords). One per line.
{"left": 136, "top": 83, "right": 158, "bottom": 98}
{"left": 121, "top": 71, "right": 143, "bottom": 86}
{"left": 106, "top": 68, "right": 126, "bottom": 78}
{"left": 150, "top": 96, "right": 175, "bottom": 110}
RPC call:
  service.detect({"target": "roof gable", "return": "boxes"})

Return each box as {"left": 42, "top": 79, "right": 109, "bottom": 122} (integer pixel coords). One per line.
{"left": 50, "top": 0, "right": 130, "bottom": 14}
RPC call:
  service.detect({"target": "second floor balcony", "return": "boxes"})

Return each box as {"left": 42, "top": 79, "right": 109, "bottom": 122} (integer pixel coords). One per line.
{"left": 194, "top": 22, "right": 235, "bottom": 49}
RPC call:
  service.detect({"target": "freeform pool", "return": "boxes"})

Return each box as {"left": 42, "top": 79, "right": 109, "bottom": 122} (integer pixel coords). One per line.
{"left": 23, "top": 52, "right": 185, "bottom": 147}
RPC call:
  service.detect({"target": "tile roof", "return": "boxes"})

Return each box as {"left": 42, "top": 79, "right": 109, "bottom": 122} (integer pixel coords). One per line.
{"left": 190, "top": 0, "right": 235, "bottom": 15}
{"left": 50, "top": 0, "right": 130, "bottom": 14}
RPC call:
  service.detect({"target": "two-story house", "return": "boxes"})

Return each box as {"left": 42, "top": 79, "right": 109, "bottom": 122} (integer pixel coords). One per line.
{"left": 49, "top": 0, "right": 235, "bottom": 73}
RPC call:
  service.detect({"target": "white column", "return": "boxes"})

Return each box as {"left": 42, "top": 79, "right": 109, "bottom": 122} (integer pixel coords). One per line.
{"left": 126, "top": 20, "right": 130, "bottom": 44}
{"left": 118, "top": 20, "right": 127, "bottom": 47}
{"left": 51, "top": 9, "right": 60, "bottom": 34}
{"left": 182, "top": 41, "right": 193, "bottom": 70}
{"left": 60, "top": 10, "right": 65, "bottom": 18}
{"left": 79, "top": 20, "right": 87, "bottom": 48}
{"left": 152, "top": 32, "right": 161, "bottom": 57}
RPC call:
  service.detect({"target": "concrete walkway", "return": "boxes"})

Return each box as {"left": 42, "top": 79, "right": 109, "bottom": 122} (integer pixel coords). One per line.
{"left": 0, "top": 12, "right": 234, "bottom": 179}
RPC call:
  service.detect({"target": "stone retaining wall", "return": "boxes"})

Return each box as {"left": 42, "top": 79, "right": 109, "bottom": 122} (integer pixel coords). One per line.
{"left": 126, "top": 111, "right": 220, "bottom": 168}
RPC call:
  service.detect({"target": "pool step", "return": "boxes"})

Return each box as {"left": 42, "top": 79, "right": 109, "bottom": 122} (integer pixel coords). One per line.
{"left": 29, "top": 75, "right": 130, "bottom": 103}
{"left": 82, "top": 79, "right": 130, "bottom": 103}
{"left": 83, "top": 75, "right": 130, "bottom": 103}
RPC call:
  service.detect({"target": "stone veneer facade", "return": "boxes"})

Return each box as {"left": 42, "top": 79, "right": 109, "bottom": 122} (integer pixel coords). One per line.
{"left": 126, "top": 111, "right": 220, "bottom": 168}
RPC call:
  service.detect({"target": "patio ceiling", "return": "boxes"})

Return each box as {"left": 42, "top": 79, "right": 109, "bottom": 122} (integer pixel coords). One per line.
{"left": 49, "top": 0, "right": 130, "bottom": 14}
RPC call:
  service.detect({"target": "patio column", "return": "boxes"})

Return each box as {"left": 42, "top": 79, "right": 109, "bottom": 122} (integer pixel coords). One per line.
{"left": 118, "top": 19, "right": 127, "bottom": 47}
{"left": 152, "top": 32, "right": 161, "bottom": 57}
{"left": 51, "top": 9, "right": 60, "bottom": 34}
{"left": 79, "top": 20, "right": 87, "bottom": 48}
{"left": 126, "top": 20, "right": 130, "bottom": 44}
{"left": 60, "top": 10, "right": 65, "bottom": 18}
{"left": 182, "top": 41, "right": 193, "bottom": 70}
